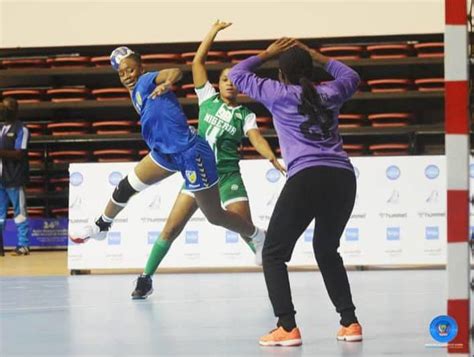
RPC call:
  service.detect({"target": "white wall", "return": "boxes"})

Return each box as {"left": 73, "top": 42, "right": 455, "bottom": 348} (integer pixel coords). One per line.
{"left": 1, "top": 0, "right": 444, "bottom": 48}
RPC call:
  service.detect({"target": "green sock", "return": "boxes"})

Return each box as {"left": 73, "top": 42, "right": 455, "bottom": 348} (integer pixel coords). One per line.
{"left": 144, "top": 237, "right": 172, "bottom": 276}
{"left": 244, "top": 237, "right": 256, "bottom": 253}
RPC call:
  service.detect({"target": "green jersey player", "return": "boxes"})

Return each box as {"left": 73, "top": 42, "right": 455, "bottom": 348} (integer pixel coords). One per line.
{"left": 131, "top": 20, "right": 285, "bottom": 299}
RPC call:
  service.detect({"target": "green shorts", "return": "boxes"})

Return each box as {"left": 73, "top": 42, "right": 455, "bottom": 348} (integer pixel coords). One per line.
{"left": 182, "top": 171, "right": 248, "bottom": 207}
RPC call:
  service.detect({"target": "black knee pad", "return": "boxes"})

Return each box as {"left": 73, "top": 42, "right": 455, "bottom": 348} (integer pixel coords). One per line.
{"left": 112, "top": 176, "right": 138, "bottom": 205}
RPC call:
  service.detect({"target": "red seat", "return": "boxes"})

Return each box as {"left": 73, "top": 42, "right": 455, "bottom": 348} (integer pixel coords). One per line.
{"left": 25, "top": 123, "right": 45, "bottom": 136}
{"left": 2, "top": 58, "right": 48, "bottom": 69}
{"left": 49, "top": 150, "right": 89, "bottom": 163}
{"left": 47, "top": 122, "right": 90, "bottom": 136}
{"left": 49, "top": 177, "right": 69, "bottom": 191}
{"left": 92, "top": 121, "right": 136, "bottom": 134}
{"left": 46, "top": 56, "right": 91, "bottom": 67}
{"left": 227, "top": 50, "right": 262, "bottom": 63}
{"left": 369, "top": 143, "right": 410, "bottom": 156}
{"left": 8, "top": 207, "right": 45, "bottom": 218}
{"left": 26, "top": 176, "right": 46, "bottom": 194}
{"left": 47, "top": 88, "right": 90, "bottom": 102}
{"left": 367, "top": 79, "right": 412, "bottom": 93}
{"left": 181, "top": 84, "right": 197, "bottom": 98}
{"left": 90, "top": 56, "right": 111, "bottom": 67}
{"left": 343, "top": 144, "right": 365, "bottom": 156}
{"left": 187, "top": 119, "right": 199, "bottom": 127}
{"left": 51, "top": 208, "right": 69, "bottom": 217}
{"left": 256, "top": 117, "right": 273, "bottom": 131}
{"left": 414, "top": 42, "right": 444, "bottom": 58}
{"left": 368, "top": 113, "right": 413, "bottom": 127}
{"left": 91, "top": 88, "right": 129, "bottom": 101}
{"left": 319, "top": 46, "right": 364, "bottom": 60}
{"left": 2, "top": 89, "right": 43, "bottom": 103}
{"left": 93, "top": 149, "right": 136, "bottom": 162}
{"left": 181, "top": 83, "right": 218, "bottom": 98}
{"left": 239, "top": 146, "right": 261, "bottom": 159}
{"left": 141, "top": 53, "right": 182, "bottom": 64}
{"left": 28, "top": 151, "right": 43, "bottom": 166}
{"left": 27, "top": 207, "right": 46, "bottom": 217}
{"left": 138, "top": 149, "right": 149, "bottom": 158}
{"left": 415, "top": 78, "right": 444, "bottom": 92}
{"left": 366, "top": 44, "right": 411, "bottom": 59}
{"left": 181, "top": 51, "right": 227, "bottom": 64}
{"left": 338, "top": 114, "right": 365, "bottom": 128}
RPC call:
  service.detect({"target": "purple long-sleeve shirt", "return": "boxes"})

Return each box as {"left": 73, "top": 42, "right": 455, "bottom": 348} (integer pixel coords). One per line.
{"left": 229, "top": 56, "right": 360, "bottom": 178}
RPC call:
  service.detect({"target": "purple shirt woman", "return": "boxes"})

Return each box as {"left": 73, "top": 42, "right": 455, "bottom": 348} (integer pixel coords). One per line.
{"left": 229, "top": 38, "right": 363, "bottom": 346}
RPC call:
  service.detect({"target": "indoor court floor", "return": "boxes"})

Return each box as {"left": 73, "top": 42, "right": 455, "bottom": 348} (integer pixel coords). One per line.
{"left": 0, "top": 269, "right": 461, "bottom": 356}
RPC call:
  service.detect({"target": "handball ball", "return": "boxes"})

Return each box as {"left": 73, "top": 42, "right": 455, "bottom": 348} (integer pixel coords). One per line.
{"left": 110, "top": 46, "right": 134, "bottom": 71}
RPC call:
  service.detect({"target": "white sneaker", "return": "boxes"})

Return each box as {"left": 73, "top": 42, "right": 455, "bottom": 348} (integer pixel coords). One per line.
{"left": 69, "top": 220, "right": 108, "bottom": 244}
{"left": 252, "top": 228, "right": 266, "bottom": 266}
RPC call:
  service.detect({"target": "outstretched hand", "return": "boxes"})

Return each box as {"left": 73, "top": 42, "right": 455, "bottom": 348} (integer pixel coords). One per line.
{"left": 264, "top": 37, "right": 297, "bottom": 58}
{"left": 212, "top": 20, "right": 232, "bottom": 32}
{"left": 294, "top": 40, "right": 313, "bottom": 53}
{"left": 295, "top": 39, "right": 329, "bottom": 65}
{"left": 270, "top": 157, "right": 287, "bottom": 175}
{"left": 149, "top": 80, "right": 172, "bottom": 99}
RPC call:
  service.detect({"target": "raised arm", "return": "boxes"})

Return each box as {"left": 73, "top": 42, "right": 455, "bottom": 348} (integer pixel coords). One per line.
{"left": 154, "top": 68, "right": 183, "bottom": 85}
{"left": 149, "top": 68, "right": 183, "bottom": 98}
{"left": 247, "top": 129, "right": 285, "bottom": 174}
{"left": 296, "top": 40, "right": 360, "bottom": 104}
{"left": 228, "top": 38, "right": 296, "bottom": 108}
{"left": 193, "top": 20, "right": 232, "bottom": 88}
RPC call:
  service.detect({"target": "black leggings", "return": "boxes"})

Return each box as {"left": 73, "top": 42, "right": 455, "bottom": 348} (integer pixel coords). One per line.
{"left": 262, "top": 166, "right": 357, "bottom": 329}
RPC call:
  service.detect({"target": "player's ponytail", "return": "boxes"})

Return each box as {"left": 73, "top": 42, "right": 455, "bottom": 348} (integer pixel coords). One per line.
{"left": 279, "top": 47, "right": 333, "bottom": 138}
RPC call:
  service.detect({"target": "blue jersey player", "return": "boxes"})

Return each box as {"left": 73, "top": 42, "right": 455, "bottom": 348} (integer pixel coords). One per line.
{"left": 71, "top": 47, "right": 265, "bottom": 276}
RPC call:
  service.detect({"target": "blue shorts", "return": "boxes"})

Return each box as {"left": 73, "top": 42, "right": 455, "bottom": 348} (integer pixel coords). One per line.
{"left": 150, "top": 136, "right": 219, "bottom": 191}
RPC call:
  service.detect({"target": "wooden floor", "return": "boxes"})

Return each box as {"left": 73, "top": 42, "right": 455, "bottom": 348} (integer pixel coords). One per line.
{"left": 0, "top": 250, "right": 69, "bottom": 276}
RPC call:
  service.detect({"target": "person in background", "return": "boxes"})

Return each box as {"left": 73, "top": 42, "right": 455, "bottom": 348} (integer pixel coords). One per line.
{"left": 0, "top": 97, "right": 30, "bottom": 256}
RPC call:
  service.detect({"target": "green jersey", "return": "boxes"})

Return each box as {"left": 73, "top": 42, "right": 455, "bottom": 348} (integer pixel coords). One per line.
{"left": 195, "top": 82, "right": 258, "bottom": 175}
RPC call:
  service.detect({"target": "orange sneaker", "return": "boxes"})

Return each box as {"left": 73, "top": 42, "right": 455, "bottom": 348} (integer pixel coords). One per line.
{"left": 259, "top": 326, "right": 302, "bottom": 346}
{"left": 337, "top": 323, "right": 363, "bottom": 342}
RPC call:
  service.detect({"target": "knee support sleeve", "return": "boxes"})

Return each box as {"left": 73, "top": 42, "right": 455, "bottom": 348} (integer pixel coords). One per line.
{"left": 111, "top": 171, "right": 149, "bottom": 206}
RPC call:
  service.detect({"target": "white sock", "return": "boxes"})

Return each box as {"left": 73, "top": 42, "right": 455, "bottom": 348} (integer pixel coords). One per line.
{"left": 249, "top": 227, "right": 259, "bottom": 239}
{"left": 101, "top": 214, "right": 114, "bottom": 223}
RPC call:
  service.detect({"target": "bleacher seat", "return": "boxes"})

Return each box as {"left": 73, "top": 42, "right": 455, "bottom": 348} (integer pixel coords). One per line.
{"left": 181, "top": 51, "right": 227, "bottom": 64}
{"left": 2, "top": 58, "right": 48, "bottom": 69}
{"left": 141, "top": 53, "right": 182, "bottom": 64}
{"left": 47, "top": 88, "right": 90, "bottom": 102}
{"left": 49, "top": 151, "right": 89, "bottom": 164}
{"left": 46, "top": 56, "right": 91, "bottom": 67}
{"left": 92, "top": 120, "right": 135, "bottom": 134}
{"left": 92, "top": 149, "right": 136, "bottom": 162}
{"left": 414, "top": 42, "right": 444, "bottom": 58}
{"left": 319, "top": 45, "right": 364, "bottom": 60}
{"left": 47, "top": 122, "right": 90, "bottom": 136}
{"left": 366, "top": 44, "right": 411, "bottom": 59}
{"left": 338, "top": 114, "right": 365, "bottom": 128}
{"left": 227, "top": 50, "right": 261, "bottom": 63}
{"left": 91, "top": 88, "right": 129, "bottom": 101}
{"left": 2, "top": 89, "right": 43, "bottom": 103}
{"left": 368, "top": 113, "right": 413, "bottom": 127}
{"left": 369, "top": 143, "right": 410, "bottom": 156}
{"left": 367, "top": 79, "right": 412, "bottom": 93}
{"left": 415, "top": 78, "right": 444, "bottom": 91}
